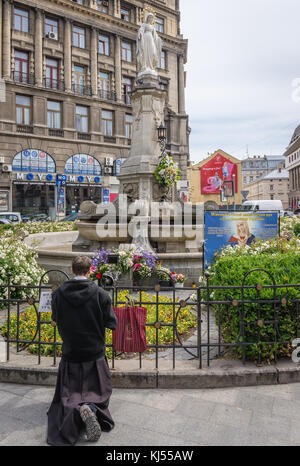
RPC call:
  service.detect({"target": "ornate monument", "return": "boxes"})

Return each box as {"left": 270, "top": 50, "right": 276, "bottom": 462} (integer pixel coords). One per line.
{"left": 73, "top": 8, "right": 204, "bottom": 284}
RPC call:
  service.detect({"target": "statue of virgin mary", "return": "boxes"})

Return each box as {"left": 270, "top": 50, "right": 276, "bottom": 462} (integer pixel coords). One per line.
{"left": 136, "top": 12, "right": 162, "bottom": 78}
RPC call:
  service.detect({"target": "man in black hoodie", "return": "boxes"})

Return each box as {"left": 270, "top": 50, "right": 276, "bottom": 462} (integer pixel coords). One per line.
{"left": 47, "top": 255, "right": 118, "bottom": 446}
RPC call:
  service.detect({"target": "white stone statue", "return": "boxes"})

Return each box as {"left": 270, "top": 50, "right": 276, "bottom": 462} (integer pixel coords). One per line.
{"left": 137, "top": 12, "right": 162, "bottom": 78}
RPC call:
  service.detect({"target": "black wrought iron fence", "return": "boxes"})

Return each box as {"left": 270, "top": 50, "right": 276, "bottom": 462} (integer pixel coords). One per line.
{"left": 0, "top": 269, "right": 299, "bottom": 368}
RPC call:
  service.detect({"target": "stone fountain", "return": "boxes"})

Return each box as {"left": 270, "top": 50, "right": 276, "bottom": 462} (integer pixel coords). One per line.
{"left": 72, "top": 10, "right": 204, "bottom": 285}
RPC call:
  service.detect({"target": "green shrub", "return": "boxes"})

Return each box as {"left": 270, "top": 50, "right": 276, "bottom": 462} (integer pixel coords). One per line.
{"left": 294, "top": 222, "right": 300, "bottom": 237}
{"left": 205, "top": 236, "right": 300, "bottom": 363}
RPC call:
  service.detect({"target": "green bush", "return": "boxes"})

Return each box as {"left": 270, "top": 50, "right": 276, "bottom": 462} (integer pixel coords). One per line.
{"left": 294, "top": 222, "right": 300, "bottom": 237}
{"left": 205, "top": 236, "right": 300, "bottom": 363}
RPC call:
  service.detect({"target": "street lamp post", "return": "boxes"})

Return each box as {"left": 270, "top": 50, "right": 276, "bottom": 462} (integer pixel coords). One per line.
{"left": 157, "top": 123, "right": 167, "bottom": 159}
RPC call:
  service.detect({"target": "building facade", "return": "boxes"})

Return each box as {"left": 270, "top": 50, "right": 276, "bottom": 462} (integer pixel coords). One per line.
{"left": 241, "top": 155, "right": 285, "bottom": 188}
{"left": 245, "top": 167, "right": 289, "bottom": 209}
{"left": 189, "top": 149, "right": 243, "bottom": 207}
{"left": 0, "top": 0, "right": 190, "bottom": 218}
{"left": 284, "top": 125, "right": 300, "bottom": 211}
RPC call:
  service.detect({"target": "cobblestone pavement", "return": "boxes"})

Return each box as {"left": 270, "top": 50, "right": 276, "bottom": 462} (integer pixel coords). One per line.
{"left": 1, "top": 382, "right": 300, "bottom": 446}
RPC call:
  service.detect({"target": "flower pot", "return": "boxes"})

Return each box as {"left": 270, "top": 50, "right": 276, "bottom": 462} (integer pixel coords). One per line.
{"left": 175, "top": 282, "right": 184, "bottom": 288}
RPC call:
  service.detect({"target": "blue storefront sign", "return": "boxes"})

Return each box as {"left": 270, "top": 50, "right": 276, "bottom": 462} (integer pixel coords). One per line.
{"left": 204, "top": 211, "right": 279, "bottom": 269}
{"left": 102, "top": 188, "right": 110, "bottom": 204}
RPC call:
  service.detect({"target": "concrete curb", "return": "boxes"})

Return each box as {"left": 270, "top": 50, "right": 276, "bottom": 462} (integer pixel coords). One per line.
{"left": 1, "top": 361, "right": 300, "bottom": 389}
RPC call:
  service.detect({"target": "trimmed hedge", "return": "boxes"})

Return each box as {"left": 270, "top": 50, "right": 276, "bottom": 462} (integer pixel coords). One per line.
{"left": 206, "top": 237, "right": 300, "bottom": 363}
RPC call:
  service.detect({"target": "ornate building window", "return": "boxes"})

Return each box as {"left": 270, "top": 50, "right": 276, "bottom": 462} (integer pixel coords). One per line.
{"left": 125, "top": 114, "right": 133, "bottom": 139}
{"left": 64, "top": 155, "right": 102, "bottom": 175}
{"left": 99, "top": 34, "right": 110, "bottom": 55}
{"left": 121, "top": 41, "right": 132, "bottom": 62}
{"left": 14, "top": 8, "right": 29, "bottom": 33}
{"left": 12, "top": 150, "right": 56, "bottom": 173}
{"left": 101, "top": 110, "right": 113, "bottom": 136}
{"left": 73, "top": 26, "right": 85, "bottom": 49}
{"left": 97, "top": 0, "right": 108, "bottom": 13}
{"left": 47, "top": 101, "right": 62, "bottom": 129}
{"left": 16, "top": 95, "right": 31, "bottom": 125}
{"left": 76, "top": 106, "right": 89, "bottom": 133}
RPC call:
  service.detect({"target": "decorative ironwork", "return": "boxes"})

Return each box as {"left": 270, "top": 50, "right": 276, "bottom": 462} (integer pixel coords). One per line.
{"left": 0, "top": 268, "right": 299, "bottom": 370}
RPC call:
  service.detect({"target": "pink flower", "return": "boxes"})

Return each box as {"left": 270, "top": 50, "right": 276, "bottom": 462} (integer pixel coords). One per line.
{"left": 133, "top": 263, "right": 142, "bottom": 272}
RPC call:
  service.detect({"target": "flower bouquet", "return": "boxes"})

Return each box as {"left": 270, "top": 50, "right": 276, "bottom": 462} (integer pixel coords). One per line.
{"left": 154, "top": 155, "right": 181, "bottom": 188}
{"left": 171, "top": 273, "right": 186, "bottom": 288}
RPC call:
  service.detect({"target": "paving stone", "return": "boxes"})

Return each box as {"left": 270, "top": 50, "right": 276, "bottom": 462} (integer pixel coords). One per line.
{"left": 272, "top": 398, "right": 300, "bottom": 421}
{"left": 175, "top": 395, "right": 216, "bottom": 421}
{"left": 212, "top": 404, "right": 253, "bottom": 429}
{"left": 235, "top": 390, "right": 275, "bottom": 415}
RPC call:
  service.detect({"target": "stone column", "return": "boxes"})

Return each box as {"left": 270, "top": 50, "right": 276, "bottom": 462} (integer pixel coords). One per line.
{"left": 64, "top": 19, "right": 72, "bottom": 92}
{"left": 178, "top": 54, "right": 186, "bottom": 114}
{"left": 2, "top": 0, "right": 12, "bottom": 80}
{"left": 0, "top": 0, "right": 3, "bottom": 78}
{"left": 113, "top": 0, "right": 120, "bottom": 17}
{"left": 114, "top": 35, "right": 122, "bottom": 101}
{"left": 35, "top": 9, "right": 43, "bottom": 86}
{"left": 91, "top": 28, "right": 98, "bottom": 97}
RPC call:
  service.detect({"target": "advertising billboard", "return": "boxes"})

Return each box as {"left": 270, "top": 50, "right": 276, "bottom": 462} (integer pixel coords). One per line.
{"left": 201, "top": 153, "right": 237, "bottom": 195}
{"left": 204, "top": 211, "right": 279, "bottom": 268}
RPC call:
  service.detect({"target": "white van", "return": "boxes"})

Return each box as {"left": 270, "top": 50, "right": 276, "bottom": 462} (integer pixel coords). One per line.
{"left": 243, "top": 200, "right": 284, "bottom": 217}
{"left": 0, "top": 212, "right": 22, "bottom": 223}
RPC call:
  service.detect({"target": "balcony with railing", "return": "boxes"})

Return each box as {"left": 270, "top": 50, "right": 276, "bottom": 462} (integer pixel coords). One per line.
{"left": 44, "top": 78, "right": 65, "bottom": 92}
{"left": 123, "top": 93, "right": 132, "bottom": 105}
{"left": 99, "top": 89, "right": 117, "bottom": 102}
{"left": 77, "top": 132, "right": 91, "bottom": 141}
{"left": 13, "top": 72, "right": 35, "bottom": 85}
{"left": 48, "top": 128, "right": 64, "bottom": 138}
{"left": 72, "top": 84, "right": 93, "bottom": 97}
{"left": 17, "top": 124, "right": 34, "bottom": 134}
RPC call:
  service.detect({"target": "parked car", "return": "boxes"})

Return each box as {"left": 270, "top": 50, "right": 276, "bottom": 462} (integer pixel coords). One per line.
{"left": 31, "top": 213, "right": 50, "bottom": 222}
{"left": 0, "top": 212, "right": 22, "bottom": 223}
{"left": 59, "top": 213, "right": 79, "bottom": 222}
{"left": 0, "top": 218, "right": 11, "bottom": 225}
{"left": 21, "top": 215, "right": 32, "bottom": 223}
{"left": 294, "top": 209, "right": 300, "bottom": 217}
{"left": 283, "top": 211, "right": 295, "bottom": 217}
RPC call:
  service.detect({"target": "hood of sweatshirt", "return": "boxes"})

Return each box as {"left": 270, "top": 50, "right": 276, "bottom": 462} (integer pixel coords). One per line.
{"left": 57, "top": 279, "right": 99, "bottom": 308}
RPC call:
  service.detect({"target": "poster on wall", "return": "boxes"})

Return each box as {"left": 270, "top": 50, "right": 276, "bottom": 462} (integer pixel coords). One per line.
{"left": 201, "top": 153, "right": 237, "bottom": 195}
{"left": 204, "top": 211, "right": 279, "bottom": 268}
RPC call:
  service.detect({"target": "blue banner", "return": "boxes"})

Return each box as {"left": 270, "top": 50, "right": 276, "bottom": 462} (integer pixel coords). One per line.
{"left": 204, "top": 211, "right": 279, "bottom": 268}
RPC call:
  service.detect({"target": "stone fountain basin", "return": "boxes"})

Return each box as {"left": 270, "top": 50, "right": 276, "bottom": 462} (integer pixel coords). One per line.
{"left": 24, "top": 231, "right": 203, "bottom": 285}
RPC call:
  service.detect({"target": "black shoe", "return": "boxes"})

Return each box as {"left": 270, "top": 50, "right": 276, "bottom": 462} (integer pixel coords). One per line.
{"left": 79, "top": 404, "right": 101, "bottom": 442}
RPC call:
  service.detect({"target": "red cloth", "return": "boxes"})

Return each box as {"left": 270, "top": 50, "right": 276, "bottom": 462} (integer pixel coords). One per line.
{"left": 112, "top": 306, "right": 147, "bottom": 353}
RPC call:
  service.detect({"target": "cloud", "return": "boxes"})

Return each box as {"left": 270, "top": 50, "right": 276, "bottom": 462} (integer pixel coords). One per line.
{"left": 180, "top": 0, "right": 300, "bottom": 163}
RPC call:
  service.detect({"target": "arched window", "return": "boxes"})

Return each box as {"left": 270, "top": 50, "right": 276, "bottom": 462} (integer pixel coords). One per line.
{"left": 12, "top": 149, "right": 56, "bottom": 173}
{"left": 113, "top": 157, "right": 126, "bottom": 176}
{"left": 64, "top": 154, "right": 102, "bottom": 175}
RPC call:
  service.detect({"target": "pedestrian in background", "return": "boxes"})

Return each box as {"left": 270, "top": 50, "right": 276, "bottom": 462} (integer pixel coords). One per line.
{"left": 47, "top": 255, "right": 118, "bottom": 446}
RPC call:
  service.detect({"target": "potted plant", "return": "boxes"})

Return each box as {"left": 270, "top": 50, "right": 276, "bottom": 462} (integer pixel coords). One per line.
{"left": 171, "top": 273, "right": 186, "bottom": 288}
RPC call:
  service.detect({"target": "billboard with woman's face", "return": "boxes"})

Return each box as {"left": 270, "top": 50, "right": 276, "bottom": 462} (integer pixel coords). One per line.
{"left": 201, "top": 153, "right": 238, "bottom": 195}
{"left": 204, "top": 211, "right": 279, "bottom": 268}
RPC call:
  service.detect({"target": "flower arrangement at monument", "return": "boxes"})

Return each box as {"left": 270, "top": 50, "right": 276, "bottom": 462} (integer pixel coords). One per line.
{"left": 90, "top": 248, "right": 177, "bottom": 282}
{"left": 154, "top": 155, "right": 181, "bottom": 187}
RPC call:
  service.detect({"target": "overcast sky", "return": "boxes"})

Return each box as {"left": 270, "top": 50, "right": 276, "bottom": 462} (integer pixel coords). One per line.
{"left": 180, "top": 0, "right": 300, "bottom": 164}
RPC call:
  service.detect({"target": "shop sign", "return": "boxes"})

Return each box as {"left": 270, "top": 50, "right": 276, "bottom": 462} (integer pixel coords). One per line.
{"left": 13, "top": 173, "right": 101, "bottom": 185}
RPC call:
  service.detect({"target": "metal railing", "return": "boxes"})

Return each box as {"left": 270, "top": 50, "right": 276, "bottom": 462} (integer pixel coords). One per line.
{"left": 99, "top": 89, "right": 117, "bottom": 102}
{"left": 44, "top": 78, "right": 65, "bottom": 92}
{"left": 72, "top": 84, "right": 93, "bottom": 97}
{"left": 0, "top": 269, "right": 299, "bottom": 368}
{"left": 13, "top": 72, "right": 35, "bottom": 85}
